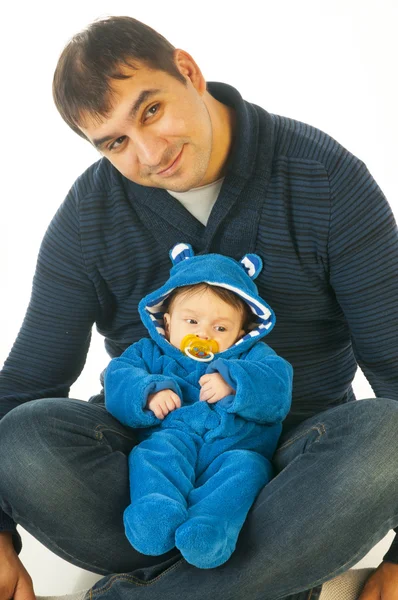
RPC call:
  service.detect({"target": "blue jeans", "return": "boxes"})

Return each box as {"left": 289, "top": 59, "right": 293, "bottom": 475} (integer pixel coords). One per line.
{"left": 0, "top": 396, "right": 397, "bottom": 600}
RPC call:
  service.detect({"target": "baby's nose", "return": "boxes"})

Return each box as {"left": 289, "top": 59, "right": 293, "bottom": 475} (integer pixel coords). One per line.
{"left": 196, "top": 332, "right": 210, "bottom": 340}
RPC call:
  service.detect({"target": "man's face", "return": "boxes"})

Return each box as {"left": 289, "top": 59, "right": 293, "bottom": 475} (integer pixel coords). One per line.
{"left": 163, "top": 287, "right": 245, "bottom": 353}
{"left": 79, "top": 52, "right": 215, "bottom": 192}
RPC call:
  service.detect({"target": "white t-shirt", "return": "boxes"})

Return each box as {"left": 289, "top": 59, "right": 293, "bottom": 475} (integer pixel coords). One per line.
{"left": 167, "top": 177, "right": 224, "bottom": 226}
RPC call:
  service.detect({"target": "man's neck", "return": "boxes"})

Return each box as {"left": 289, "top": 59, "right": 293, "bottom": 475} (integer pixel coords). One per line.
{"left": 202, "top": 92, "right": 236, "bottom": 184}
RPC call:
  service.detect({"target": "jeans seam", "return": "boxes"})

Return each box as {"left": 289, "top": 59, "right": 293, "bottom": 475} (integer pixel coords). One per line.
{"left": 94, "top": 424, "right": 136, "bottom": 442}
{"left": 88, "top": 559, "right": 185, "bottom": 596}
{"left": 276, "top": 424, "right": 326, "bottom": 452}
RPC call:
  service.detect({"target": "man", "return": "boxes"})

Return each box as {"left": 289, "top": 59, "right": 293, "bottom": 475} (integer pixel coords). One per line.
{"left": 0, "top": 14, "right": 398, "bottom": 600}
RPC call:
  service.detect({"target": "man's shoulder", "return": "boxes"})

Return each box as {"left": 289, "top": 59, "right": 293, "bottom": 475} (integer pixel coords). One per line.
{"left": 268, "top": 112, "right": 350, "bottom": 168}
{"left": 71, "top": 157, "right": 121, "bottom": 200}
{"left": 48, "top": 158, "right": 138, "bottom": 239}
{"left": 61, "top": 157, "right": 139, "bottom": 221}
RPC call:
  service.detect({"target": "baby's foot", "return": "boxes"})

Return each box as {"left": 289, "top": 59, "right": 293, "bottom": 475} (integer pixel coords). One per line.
{"left": 175, "top": 515, "right": 234, "bottom": 568}
{"left": 124, "top": 493, "right": 188, "bottom": 555}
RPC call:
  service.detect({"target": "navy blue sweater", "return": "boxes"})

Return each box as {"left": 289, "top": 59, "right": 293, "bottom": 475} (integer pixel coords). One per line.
{"left": 1, "top": 82, "right": 398, "bottom": 559}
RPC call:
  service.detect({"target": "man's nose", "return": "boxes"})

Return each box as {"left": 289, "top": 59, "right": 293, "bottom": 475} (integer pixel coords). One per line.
{"left": 133, "top": 132, "right": 167, "bottom": 168}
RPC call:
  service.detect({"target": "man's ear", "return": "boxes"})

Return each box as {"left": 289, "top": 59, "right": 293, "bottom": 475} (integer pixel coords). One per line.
{"left": 173, "top": 49, "right": 206, "bottom": 94}
{"left": 163, "top": 313, "right": 170, "bottom": 339}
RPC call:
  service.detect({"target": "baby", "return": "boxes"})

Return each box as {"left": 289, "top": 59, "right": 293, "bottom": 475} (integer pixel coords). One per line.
{"left": 148, "top": 278, "right": 250, "bottom": 419}
{"left": 104, "top": 243, "right": 293, "bottom": 569}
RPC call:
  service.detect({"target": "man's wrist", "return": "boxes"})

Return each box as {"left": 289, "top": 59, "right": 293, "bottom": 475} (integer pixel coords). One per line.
{"left": 383, "top": 556, "right": 398, "bottom": 565}
{"left": 0, "top": 531, "right": 16, "bottom": 554}
{"left": 382, "top": 536, "right": 398, "bottom": 564}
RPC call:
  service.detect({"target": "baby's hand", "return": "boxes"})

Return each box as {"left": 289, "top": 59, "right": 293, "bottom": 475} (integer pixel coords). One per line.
{"left": 147, "top": 389, "right": 181, "bottom": 420}
{"left": 199, "top": 373, "right": 235, "bottom": 404}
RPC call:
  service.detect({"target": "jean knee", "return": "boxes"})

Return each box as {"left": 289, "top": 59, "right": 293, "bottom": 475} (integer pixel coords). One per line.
{"left": 0, "top": 401, "right": 39, "bottom": 469}
{"left": 372, "top": 399, "right": 398, "bottom": 469}
{"left": 0, "top": 399, "right": 87, "bottom": 507}
{"left": 344, "top": 399, "right": 398, "bottom": 507}
{"left": 355, "top": 398, "right": 398, "bottom": 445}
{"left": 0, "top": 397, "right": 64, "bottom": 450}
{"left": 0, "top": 400, "right": 52, "bottom": 488}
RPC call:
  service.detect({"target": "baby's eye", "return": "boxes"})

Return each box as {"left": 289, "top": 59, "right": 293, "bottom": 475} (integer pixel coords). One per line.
{"left": 215, "top": 326, "right": 227, "bottom": 332}
{"left": 186, "top": 319, "right": 198, "bottom": 325}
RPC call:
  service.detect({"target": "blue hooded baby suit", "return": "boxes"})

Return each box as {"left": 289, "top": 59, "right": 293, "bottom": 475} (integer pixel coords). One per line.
{"left": 104, "top": 244, "right": 293, "bottom": 569}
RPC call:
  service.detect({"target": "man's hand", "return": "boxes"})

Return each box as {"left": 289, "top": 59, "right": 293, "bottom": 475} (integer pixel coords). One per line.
{"left": 359, "top": 561, "right": 398, "bottom": 599}
{"left": 199, "top": 373, "right": 235, "bottom": 404}
{"left": 0, "top": 532, "right": 35, "bottom": 600}
{"left": 146, "top": 389, "right": 181, "bottom": 420}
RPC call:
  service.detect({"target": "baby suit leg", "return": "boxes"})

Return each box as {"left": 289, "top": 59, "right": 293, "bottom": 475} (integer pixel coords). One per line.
{"left": 175, "top": 448, "right": 273, "bottom": 568}
{"left": 124, "top": 426, "right": 200, "bottom": 555}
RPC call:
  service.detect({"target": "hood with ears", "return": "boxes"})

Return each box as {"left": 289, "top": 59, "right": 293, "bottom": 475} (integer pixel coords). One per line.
{"left": 138, "top": 243, "right": 276, "bottom": 361}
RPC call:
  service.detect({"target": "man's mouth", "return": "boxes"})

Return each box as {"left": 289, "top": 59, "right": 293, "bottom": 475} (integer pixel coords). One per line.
{"left": 156, "top": 147, "right": 184, "bottom": 177}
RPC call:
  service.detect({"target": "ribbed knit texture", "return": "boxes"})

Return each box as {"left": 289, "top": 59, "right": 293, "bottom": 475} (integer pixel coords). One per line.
{"left": 1, "top": 82, "right": 397, "bottom": 560}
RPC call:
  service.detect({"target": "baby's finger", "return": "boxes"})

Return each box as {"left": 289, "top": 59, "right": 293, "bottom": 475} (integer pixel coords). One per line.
{"left": 152, "top": 405, "right": 165, "bottom": 419}
{"left": 200, "top": 387, "right": 214, "bottom": 401}
{"left": 199, "top": 375, "right": 211, "bottom": 386}
{"left": 171, "top": 392, "right": 181, "bottom": 408}
{"left": 159, "top": 399, "right": 173, "bottom": 415}
{"left": 164, "top": 397, "right": 175, "bottom": 412}
{"left": 165, "top": 395, "right": 178, "bottom": 412}
{"left": 199, "top": 385, "right": 209, "bottom": 399}
{"left": 200, "top": 383, "right": 212, "bottom": 394}
{"left": 206, "top": 394, "right": 219, "bottom": 404}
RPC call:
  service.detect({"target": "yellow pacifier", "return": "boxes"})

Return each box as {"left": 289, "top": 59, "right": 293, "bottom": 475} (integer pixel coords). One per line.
{"left": 180, "top": 334, "right": 219, "bottom": 362}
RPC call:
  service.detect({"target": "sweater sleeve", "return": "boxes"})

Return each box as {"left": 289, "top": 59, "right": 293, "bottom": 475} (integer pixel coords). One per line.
{"left": 207, "top": 343, "right": 293, "bottom": 424}
{"left": 326, "top": 149, "right": 398, "bottom": 563}
{"left": 327, "top": 150, "right": 398, "bottom": 401}
{"left": 104, "top": 338, "right": 182, "bottom": 428}
{"left": 0, "top": 183, "right": 99, "bottom": 551}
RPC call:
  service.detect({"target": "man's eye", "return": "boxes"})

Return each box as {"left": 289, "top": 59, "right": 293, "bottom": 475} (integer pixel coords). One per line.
{"left": 108, "top": 136, "right": 126, "bottom": 151}
{"left": 145, "top": 103, "right": 159, "bottom": 119}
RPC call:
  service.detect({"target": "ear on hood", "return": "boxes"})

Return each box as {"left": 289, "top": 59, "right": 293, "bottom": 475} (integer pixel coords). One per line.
{"left": 170, "top": 243, "right": 262, "bottom": 280}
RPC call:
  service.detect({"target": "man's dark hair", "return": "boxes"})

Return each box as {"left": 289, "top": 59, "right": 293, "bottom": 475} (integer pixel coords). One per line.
{"left": 52, "top": 16, "right": 187, "bottom": 140}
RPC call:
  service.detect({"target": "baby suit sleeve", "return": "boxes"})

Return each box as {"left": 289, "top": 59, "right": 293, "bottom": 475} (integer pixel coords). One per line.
{"left": 207, "top": 342, "right": 293, "bottom": 424}
{"left": 104, "top": 337, "right": 182, "bottom": 428}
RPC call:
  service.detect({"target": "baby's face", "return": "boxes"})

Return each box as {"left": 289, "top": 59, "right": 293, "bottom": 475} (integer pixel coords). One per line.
{"left": 164, "top": 288, "right": 245, "bottom": 353}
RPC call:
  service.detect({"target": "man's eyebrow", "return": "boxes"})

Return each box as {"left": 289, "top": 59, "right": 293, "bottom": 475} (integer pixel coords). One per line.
{"left": 91, "top": 88, "right": 161, "bottom": 149}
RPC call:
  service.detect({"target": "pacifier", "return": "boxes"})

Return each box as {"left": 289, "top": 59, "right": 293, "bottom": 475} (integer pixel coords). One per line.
{"left": 180, "top": 334, "right": 219, "bottom": 362}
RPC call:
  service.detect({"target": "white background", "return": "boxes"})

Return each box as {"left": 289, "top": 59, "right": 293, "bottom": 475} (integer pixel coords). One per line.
{"left": 1, "top": 0, "right": 397, "bottom": 595}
